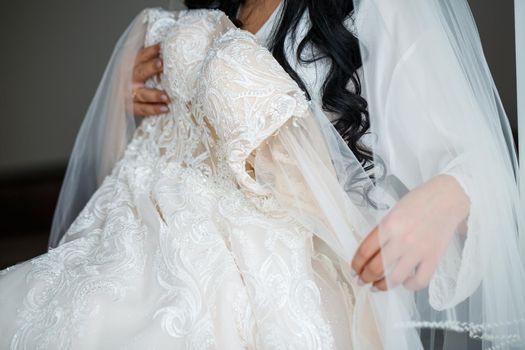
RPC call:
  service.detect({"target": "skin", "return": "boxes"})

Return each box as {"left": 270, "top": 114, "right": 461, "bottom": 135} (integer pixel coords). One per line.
{"left": 237, "top": 0, "right": 281, "bottom": 34}
{"left": 132, "top": 1, "right": 471, "bottom": 292}
{"left": 132, "top": 44, "right": 171, "bottom": 116}
{"left": 351, "top": 174, "right": 470, "bottom": 292}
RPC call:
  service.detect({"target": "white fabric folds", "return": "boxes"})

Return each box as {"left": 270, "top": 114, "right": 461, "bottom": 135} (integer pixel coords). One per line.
{"left": 41, "top": 1, "right": 525, "bottom": 349}
{"left": 348, "top": 0, "right": 525, "bottom": 348}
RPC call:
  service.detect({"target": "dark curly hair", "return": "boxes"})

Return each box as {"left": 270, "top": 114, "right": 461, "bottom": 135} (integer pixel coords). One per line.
{"left": 184, "top": 0, "right": 374, "bottom": 174}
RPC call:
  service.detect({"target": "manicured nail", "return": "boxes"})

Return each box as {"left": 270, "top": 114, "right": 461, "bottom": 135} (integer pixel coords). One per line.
{"left": 156, "top": 59, "right": 163, "bottom": 68}
{"left": 357, "top": 277, "right": 365, "bottom": 286}
{"left": 370, "top": 286, "right": 380, "bottom": 293}
{"left": 160, "top": 106, "right": 169, "bottom": 113}
{"left": 350, "top": 269, "right": 357, "bottom": 278}
{"left": 161, "top": 94, "right": 169, "bottom": 102}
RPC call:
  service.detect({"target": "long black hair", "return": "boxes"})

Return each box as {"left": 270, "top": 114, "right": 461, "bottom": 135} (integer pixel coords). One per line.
{"left": 185, "top": 0, "right": 373, "bottom": 173}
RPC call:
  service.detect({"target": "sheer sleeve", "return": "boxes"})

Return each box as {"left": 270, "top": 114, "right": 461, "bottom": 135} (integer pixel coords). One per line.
{"left": 350, "top": 0, "right": 525, "bottom": 347}
{"left": 354, "top": 0, "right": 525, "bottom": 312}
{"left": 251, "top": 112, "right": 379, "bottom": 262}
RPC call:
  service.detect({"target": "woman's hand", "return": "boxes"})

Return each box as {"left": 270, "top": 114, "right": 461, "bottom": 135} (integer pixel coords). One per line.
{"left": 351, "top": 174, "right": 470, "bottom": 292}
{"left": 132, "top": 44, "right": 171, "bottom": 116}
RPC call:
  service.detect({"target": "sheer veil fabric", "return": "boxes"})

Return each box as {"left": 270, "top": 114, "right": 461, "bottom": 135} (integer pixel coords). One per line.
{"left": 46, "top": 0, "right": 525, "bottom": 349}
{"left": 351, "top": 1, "right": 525, "bottom": 348}
{"left": 48, "top": 14, "right": 145, "bottom": 248}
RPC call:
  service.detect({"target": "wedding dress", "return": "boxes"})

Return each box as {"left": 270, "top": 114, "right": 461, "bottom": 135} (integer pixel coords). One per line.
{"left": 0, "top": 8, "right": 381, "bottom": 350}
{"left": 2, "top": 1, "right": 525, "bottom": 349}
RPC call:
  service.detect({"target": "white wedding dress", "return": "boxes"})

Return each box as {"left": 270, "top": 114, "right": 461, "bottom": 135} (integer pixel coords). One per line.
{"left": 0, "top": 8, "right": 382, "bottom": 350}
{"left": 3, "top": 2, "right": 525, "bottom": 349}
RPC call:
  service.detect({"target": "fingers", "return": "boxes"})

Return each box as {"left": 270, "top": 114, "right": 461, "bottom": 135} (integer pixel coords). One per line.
{"left": 134, "top": 103, "right": 169, "bottom": 117}
{"left": 351, "top": 226, "right": 382, "bottom": 277}
{"left": 372, "top": 253, "right": 421, "bottom": 291}
{"left": 131, "top": 45, "right": 168, "bottom": 117}
{"left": 133, "top": 87, "right": 170, "bottom": 104}
{"left": 136, "top": 44, "right": 161, "bottom": 64}
{"left": 358, "top": 237, "right": 407, "bottom": 284}
{"left": 358, "top": 251, "right": 384, "bottom": 285}
{"left": 372, "top": 278, "right": 388, "bottom": 291}
{"left": 403, "top": 260, "right": 436, "bottom": 291}
{"left": 134, "top": 58, "right": 163, "bottom": 83}
{"left": 372, "top": 258, "right": 432, "bottom": 292}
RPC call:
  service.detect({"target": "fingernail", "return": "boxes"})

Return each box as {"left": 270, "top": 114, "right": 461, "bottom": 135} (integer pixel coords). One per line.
{"left": 161, "top": 94, "right": 169, "bottom": 102}
{"left": 350, "top": 269, "right": 357, "bottom": 278}
{"left": 357, "top": 277, "right": 365, "bottom": 286}
{"left": 160, "top": 106, "right": 169, "bottom": 113}
{"left": 370, "top": 286, "right": 380, "bottom": 293}
{"left": 156, "top": 59, "right": 163, "bottom": 68}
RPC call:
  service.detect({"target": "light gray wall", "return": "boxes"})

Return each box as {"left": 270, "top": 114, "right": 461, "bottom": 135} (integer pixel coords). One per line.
{"left": 0, "top": 0, "right": 183, "bottom": 175}
{"left": 0, "top": 0, "right": 517, "bottom": 175}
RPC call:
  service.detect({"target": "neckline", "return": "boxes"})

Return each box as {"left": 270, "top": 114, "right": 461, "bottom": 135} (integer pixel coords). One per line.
{"left": 236, "top": 2, "right": 282, "bottom": 43}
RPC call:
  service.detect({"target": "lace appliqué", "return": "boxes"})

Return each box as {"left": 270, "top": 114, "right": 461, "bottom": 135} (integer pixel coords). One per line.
{"left": 3, "top": 7, "right": 352, "bottom": 350}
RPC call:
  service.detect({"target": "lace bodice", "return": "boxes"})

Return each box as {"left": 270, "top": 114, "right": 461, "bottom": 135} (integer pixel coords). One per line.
{"left": 134, "top": 9, "right": 312, "bottom": 212}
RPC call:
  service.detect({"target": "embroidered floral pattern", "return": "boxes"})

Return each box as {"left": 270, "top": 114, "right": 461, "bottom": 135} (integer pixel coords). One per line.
{"left": 0, "top": 8, "right": 357, "bottom": 350}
